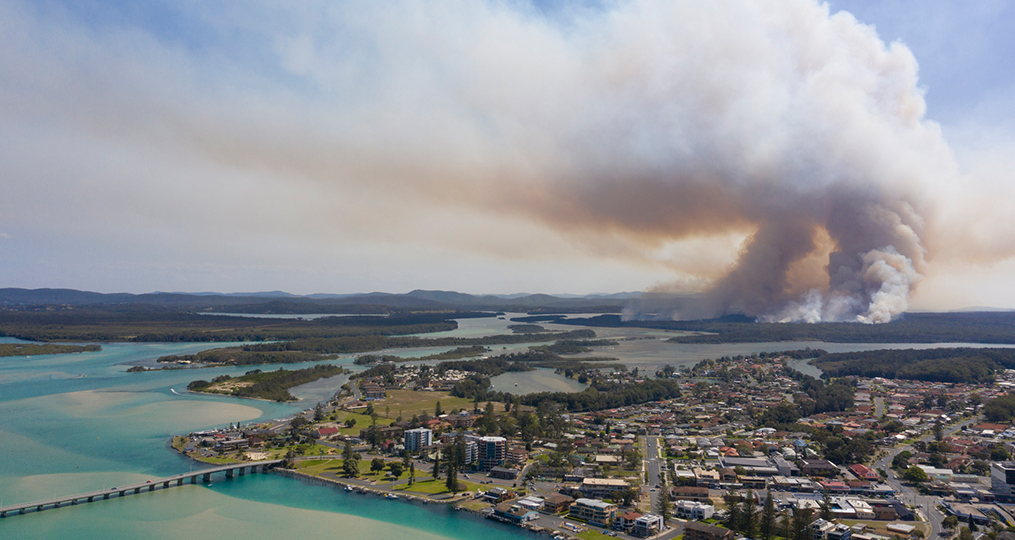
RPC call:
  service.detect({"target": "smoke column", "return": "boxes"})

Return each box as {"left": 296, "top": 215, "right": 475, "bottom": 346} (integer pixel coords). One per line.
{"left": 255, "top": 0, "right": 950, "bottom": 323}
{"left": 2, "top": 0, "right": 978, "bottom": 321}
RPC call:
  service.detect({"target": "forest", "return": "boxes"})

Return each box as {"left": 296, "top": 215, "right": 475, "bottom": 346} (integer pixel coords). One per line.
{"left": 186, "top": 364, "right": 347, "bottom": 401}
{"left": 811, "top": 348, "right": 1015, "bottom": 383}
{"left": 514, "top": 312, "right": 1015, "bottom": 344}
{"left": 0, "top": 343, "right": 101, "bottom": 357}
{"left": 0, "top": 307, "right": 464, "bottom": 342}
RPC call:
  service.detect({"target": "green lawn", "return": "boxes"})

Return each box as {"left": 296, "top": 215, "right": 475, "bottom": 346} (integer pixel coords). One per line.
{"left": 372, "top": 390, "right": 474, "bottom": 419}
{"left": 296, "top": 457, "right": 416, "bottom": 481}
{"left": 393, "top": 478, "right": 482, "bottom": 494}
{"left": 576, "top": 529, "right": 613, "bottom": 540}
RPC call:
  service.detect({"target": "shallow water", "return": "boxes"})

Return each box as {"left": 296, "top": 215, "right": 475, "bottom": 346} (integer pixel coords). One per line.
{"left": 489, "top": 368, "right": 588, "bottom": 394}
{"left": 0, "top": 338, "right": 532, "bottom": 540}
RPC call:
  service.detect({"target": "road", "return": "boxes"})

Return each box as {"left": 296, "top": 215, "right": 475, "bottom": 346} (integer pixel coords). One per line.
{"left": 873, "top": 416, "right": 979, "bottom": 539}
{"left": 643, "top": 436, "right": 684, "bottom": 540}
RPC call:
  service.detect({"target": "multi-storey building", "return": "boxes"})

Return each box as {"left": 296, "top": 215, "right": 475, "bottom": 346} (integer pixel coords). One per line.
{"left": 570, "top": 498, "right": 616, "bottom": 527}
{"left": 404, "top": 427, "right": 433, "bottom": 453}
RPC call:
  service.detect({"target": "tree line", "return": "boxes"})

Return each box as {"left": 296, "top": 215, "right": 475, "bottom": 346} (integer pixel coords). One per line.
{"left": 812, "top": 348, "right": 1015, "bottom": 383}
{"left": 187, "top": 364, "right": 347, "bottom": 401}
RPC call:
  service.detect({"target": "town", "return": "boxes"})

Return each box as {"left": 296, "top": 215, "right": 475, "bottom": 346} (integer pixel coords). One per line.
{"left": 172, "top": 351, "right": 1015, "bottom": 540}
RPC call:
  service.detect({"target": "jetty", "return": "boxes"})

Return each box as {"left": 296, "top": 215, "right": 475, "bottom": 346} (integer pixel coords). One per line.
{"left": 0, "top": 460, "right": 282, "bottom": 519}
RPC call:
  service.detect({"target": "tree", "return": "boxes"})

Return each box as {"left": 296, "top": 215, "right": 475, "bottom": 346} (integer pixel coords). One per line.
{"left": 943, "top": 516, "right": 960, "bottom": 530}
{"left": 655, "top": 485, "right": 670, "bottom": 525}
{"left": 725, "top": 490, "right": 742, "bottom": 533}
{"left": 934, "top": 420, "right": 944, "bottom": 441}
{"left": 389, "top": 462, "right": 404, "bottom": 478}
{"left": 435, "top": 401, "right": 442, "bottom": 416}
{"left": 761, "top": 492, "right": 776, "bottom": 540}
{"left": 820, "top": 489, "right": 833, "bottom": 521}
{"left": 959, "top": 527, "right": 973, "bottom": 540}
{"left": 342, "top": 440, "right": 358, "bottom": 477}
{"left": 409, "top": 462, "right": 415, "bottom": 485}
{"left": 903, "top": 466, "right": 929, "bottom": 483}
{"left": 792, "top": 508, "right": 813, "bottom": 540}
{"left": 445, "top": 463, "right": 459, "bottom": 493}
{"left": 625, "top": 448, "right": 642, "bottom": 470}
{"left": 314, "top": 403, "right": 325, "bottom": 422}
{"left": 433, "top": 452, "right": 441, "bottom": 480}
{"left": 617, "top": 488, "right": 639, "bottom": 507}
{"left": 968, "top": 513, "right": 978, "bottom": 532}
{"left": 743, "top": 489, "right": 757, "bottom": 538}
{"left": 371, "top": 457, "right": 385, "bottom": 473}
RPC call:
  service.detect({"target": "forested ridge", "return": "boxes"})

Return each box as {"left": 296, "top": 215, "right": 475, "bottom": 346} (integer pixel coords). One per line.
{"left": 515, "top": 312, "right": 1015, "bottom": 344}
{"left": 0, "top": 308, "right": 464, "bottom": 342}
{"left": 811, "top": 348, "right": 1015, "bottom": 383}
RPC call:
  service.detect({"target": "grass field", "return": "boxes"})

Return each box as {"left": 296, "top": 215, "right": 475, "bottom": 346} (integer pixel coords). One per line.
{"left": 371, "top": 390, "right": 475, "bottom": 419}
{"left": 393, "top": 478, "right": 483, "bottom": 494}
{"left": 576, "top": 530, "right": 613, "bottom": 540}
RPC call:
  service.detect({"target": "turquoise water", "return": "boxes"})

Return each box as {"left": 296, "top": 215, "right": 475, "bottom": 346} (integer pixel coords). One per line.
{"left": 0, "top": 338, "right": 528, "bottom": 540}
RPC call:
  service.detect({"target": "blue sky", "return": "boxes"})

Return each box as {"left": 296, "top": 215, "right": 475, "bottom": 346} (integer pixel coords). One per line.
{"left": 1, "top": 0, "right": 1014, "bottom": 316}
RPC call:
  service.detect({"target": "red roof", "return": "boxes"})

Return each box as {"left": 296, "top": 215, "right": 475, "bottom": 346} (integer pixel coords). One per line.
{"left": 318, "top": 427, "right": 339, "bottom": 436}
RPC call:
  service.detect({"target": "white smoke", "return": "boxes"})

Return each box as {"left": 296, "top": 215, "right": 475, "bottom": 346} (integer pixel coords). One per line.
{"left": 760, "top": 246, "right": 921, "bottom": 323}
{"left": 855, "top": 247, "right": 922, "bottom": 323}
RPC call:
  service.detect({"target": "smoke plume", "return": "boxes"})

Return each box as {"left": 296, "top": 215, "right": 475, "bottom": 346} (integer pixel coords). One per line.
{"left": 6, "top": 0, "right": 1001, "bottom": 318}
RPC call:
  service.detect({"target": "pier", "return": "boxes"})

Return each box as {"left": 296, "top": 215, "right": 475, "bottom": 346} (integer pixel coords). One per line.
{"left": 0, "top": 460, "right": 282, "bottom": 519}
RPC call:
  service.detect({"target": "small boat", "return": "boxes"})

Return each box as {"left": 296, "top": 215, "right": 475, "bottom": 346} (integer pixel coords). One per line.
{"left": 385, "top": 493, "right": 399, "bottom": 499}
{"left": 514, "top": 383, "right": 518, "bottom": 386}
{"left": 345, "top": 485, "right": 354, "bottom": 492}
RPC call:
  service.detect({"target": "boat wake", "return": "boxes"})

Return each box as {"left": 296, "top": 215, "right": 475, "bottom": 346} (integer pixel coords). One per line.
{"left": 170, "top": 388, "right": 186, "bottom": 396}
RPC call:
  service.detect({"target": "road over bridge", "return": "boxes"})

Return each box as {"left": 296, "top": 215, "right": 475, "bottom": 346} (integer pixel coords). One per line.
{"left": 0, "top": 460, "right": 283, "bottom": 519}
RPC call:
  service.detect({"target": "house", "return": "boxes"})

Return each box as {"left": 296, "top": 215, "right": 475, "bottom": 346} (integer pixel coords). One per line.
{"left": 483, "top": 487, "right": 512, "bottom": 503}
{"left": 684, "top": 521, "right": 735, "bottom": 540}
{"left": 849, "top": 464, "right": 880, "bottom": 481}
{"left": 615, "top": 512, "right": 642, "bottom": 532}
{"left": 633, "top": 514, "right": 664, "bottom": 537}
{"left": 812, "top": 518, "right": 835, "bottom": 539}
{"left": 570, "top": 498, "right": 617, "bottom": 527}
{"left": 493, "top": 502, "right": 538, "bottom": 524}
{"left": 316, "top": 427, "right": 339, "bottom": 438}
{"left": 675, "top": 500, "right": 715, "bottom": 520}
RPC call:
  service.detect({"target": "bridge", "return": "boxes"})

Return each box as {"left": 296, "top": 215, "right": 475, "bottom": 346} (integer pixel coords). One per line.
{"left": 0, "top": 460, "right": 283, "bottom": 519}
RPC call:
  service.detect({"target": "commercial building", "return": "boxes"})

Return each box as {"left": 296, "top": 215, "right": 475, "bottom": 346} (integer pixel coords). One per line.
{"left": 992, "top": 462, "right": 1015, "bottom": 499}
{"left": 580, "top": 478, "right": 630, "bottom": 499}
{"left": 672, "top": 486, "right": 711, "bottom": 502}
{"left": 470, "top": 436, "right": 506, "bottom": 471}
{"left": 404, "top": 428, "right": 433, "bottom": 453}
{"left": 684, "top": 521, "right": 735, "bottom": 540}
{"left": 570, "top": 498, "right": 617, "bottom": 527}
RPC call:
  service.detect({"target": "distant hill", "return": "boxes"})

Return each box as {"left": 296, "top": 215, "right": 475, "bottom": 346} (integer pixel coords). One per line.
{"left": 0, "top": 287, "right": 631, "bottom": 313}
